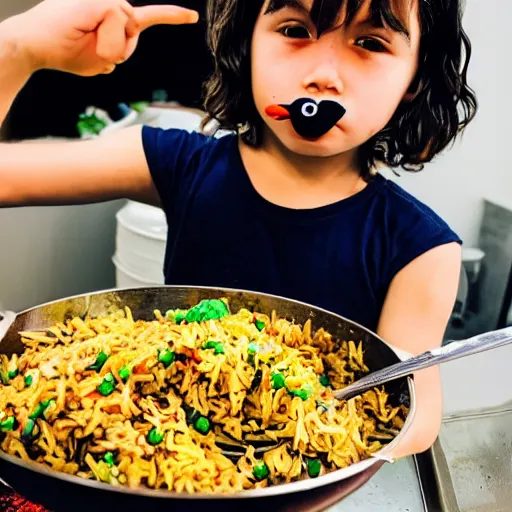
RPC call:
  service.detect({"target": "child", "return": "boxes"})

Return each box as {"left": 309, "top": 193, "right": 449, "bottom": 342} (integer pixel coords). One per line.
{"left": 0, "top": 0, "right": 477, "bottom": 460}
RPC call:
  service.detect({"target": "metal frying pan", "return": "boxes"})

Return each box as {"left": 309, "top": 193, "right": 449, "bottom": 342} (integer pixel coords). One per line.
{"left": 0, "top": 286, "right": 416, "bottom": 512}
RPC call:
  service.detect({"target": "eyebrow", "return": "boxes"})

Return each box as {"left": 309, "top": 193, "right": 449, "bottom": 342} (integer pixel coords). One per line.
{"left": 357, "top": 18, "right": 411, "bottom": 46}
{"left": 264, "top": 0, "right": 310, "bottom": 16}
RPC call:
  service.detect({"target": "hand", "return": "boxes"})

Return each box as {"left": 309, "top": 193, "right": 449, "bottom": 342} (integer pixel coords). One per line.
{"left": 2, "top": 0, "right": 198, "bottom": 76}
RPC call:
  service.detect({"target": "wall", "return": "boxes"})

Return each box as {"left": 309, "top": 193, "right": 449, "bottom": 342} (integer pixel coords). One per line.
{"left": 0, "top": 199, "right": 124, "bottom": 313}
{"left": 0, "top": 0, "right": 38, "bottom": 20}
{"left": 384, "top": 0, "right": 510, "bottom": 248}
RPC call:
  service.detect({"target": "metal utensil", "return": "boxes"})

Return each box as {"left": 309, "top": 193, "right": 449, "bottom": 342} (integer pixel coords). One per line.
{"left": 334, "top": 326, "right": 512, "bottom": 402}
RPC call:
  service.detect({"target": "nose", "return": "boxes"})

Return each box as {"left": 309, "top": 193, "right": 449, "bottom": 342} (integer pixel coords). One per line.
{"left": 301, "top": 43, "right": 344, "bottom": 96}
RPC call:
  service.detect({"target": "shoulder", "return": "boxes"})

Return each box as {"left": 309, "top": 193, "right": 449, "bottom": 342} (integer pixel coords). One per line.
{"left": 370, "top": 174, "right": 461, "bottom": 282}
{"left": 141, "top": 126, "right": 236, "bottom": 169}
{"left": 374, "top": 174, "right": 459, "bottom": 239}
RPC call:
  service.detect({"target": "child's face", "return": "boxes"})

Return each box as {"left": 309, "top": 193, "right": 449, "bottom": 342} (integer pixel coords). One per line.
{"left": 251, "top": 0, "right": 421, "bottom": 158}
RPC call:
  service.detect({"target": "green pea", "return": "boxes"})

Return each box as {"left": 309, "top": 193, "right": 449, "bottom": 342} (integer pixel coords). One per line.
{"left": 248, "top": 342, "right": 260, "bottom": 355}
{"left": 22, "top": 419, "right": 36, "bottom": 438}
{"left": 194, "top": 416, "right": 211, "bottom": 435}
{"left": 158, "top": 349, "right": 175, "bottom": 368}
{"left": 307, "top": 458, "right": 322, "bottom": 478}
{"left": 203, "top": 341, "right": 225, "bottom": 355}
{"left": 165, "top": 309, "right": 188, "bottom": 324}
{"left": 271, "top": 373, "right": 286, "bottom": 390}
{"left": 103, "top": 452, "right": 115, "bottom": 467}
{"left": 319, "top": 374, "right": 330, "bottom": 387}
{"left": 24, "top": 375, "right": 33, "bottom": 387}
{"left": 290, "top": 387, "right": 311, "bottom": 401}
{"left": 0, "top": 417, "right": 17, "bottom": 432}
{"left": 97, "top": 373, "right": 116, "bottom": 397}
{"left": 87, "top": 351, "right": 109, "bottom": 372}
{"left": 252, "top": 460, "right": 269, "bottom": 481}
{"left": 29, "top": 400, "right": 55, "bottom": 420}
{"left": 146, "top": 427, "right": 165, "bottom": 446}
{"left": 7, "top": 370, "right": 18, "bottom": 379}
{"left": 254, "top": 319, "right": 265, "bottom": 331}
{"left": 118, "top": 366, "right": 131, "bottom": 383}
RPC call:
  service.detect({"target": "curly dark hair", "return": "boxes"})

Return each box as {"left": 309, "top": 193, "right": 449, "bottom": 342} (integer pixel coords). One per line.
{"left": 202, "top": 0, "right": 477, "bottom": 180}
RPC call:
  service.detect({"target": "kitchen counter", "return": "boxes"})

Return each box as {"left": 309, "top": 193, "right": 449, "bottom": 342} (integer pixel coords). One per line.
{"left": 329, "top": 456, "right": 425, "bottom": 512}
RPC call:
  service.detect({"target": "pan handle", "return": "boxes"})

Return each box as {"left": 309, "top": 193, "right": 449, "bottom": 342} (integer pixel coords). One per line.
{"left": 0, "top": 311, "right": 16, "bottom": 343}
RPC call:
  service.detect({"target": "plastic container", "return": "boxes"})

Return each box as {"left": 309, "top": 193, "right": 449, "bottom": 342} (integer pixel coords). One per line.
{"left": 112, "top": 256, "right": 162, "bottom": 288}
{"left": 461, "top": 247, "right": 485, "bottom": 284}
{"left": 113, "top": 201, "right": 167, "bottom": 285}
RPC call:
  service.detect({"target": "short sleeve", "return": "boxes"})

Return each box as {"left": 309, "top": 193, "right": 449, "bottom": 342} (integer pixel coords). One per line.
{"left": 387, "top": 207, "right": 462, "bottom": 282}
{"left": 141, "top": 126, "right": 209, "bottom": 214}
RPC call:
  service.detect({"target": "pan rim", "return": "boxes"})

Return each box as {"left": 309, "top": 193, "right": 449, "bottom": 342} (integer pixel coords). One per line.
{"left": 0, "top": 285, "right": 416, "bottom": 499}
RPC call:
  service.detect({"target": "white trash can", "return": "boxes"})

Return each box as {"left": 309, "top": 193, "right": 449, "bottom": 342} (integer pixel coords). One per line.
{"left": 113, "top": 201, "right": 168, "bottom": 286}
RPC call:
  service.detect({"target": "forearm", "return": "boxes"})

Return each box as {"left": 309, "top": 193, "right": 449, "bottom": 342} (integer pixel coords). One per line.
{"left": 0, "top": 19, "right": 34, "bottom": 129}
{"left": 390, "top": 366, "right": 443, "bottom": 459}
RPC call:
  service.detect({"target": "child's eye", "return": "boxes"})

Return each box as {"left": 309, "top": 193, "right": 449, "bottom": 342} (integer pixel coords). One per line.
{"left": 354, "top": 37, "right": 387, "bottom": 52}
{"left": 279, "top": 25, "right": 312, "bottom": 39}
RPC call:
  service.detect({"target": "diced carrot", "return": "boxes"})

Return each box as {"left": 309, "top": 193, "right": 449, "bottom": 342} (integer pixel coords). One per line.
{"left": 104, "top": 405, "right": 121, "bottom": 414}
{"left": 133, "top": 362, "right": 148, "bottom": 374}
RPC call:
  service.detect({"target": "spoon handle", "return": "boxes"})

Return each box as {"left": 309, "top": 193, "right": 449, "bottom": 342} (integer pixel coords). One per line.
{"left": 334, "top": 326, "right": 512, "bottom": 401}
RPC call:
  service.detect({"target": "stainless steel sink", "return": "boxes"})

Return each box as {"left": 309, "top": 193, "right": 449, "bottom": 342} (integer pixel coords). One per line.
{"left": 425, "top": 405, "right": 512, "bottom": 512}
{"left": 329, "top": 401, "right": 512, "bottom": 512}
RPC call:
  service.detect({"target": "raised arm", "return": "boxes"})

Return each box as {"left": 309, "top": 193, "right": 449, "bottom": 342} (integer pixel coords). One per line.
{"left": 0, "top": 0, "right": 198, "bottom": 208}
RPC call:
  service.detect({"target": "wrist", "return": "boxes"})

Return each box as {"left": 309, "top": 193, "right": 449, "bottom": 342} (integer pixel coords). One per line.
{"left": 0, "top": 16, "right": 39, "bottom": 76}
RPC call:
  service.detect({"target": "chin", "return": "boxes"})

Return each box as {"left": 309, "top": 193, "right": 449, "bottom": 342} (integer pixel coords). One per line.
{"left": 274, "top": 125, "right": 352, "bottom": 158}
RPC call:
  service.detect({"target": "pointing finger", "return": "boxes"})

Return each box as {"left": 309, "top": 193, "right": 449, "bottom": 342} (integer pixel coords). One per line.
{"left": 134, "top": 5, "right": 199, "bottom": 32}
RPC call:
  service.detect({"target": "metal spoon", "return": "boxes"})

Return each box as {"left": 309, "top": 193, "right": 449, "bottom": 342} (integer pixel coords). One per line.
{"left": 334, "top": 326, "right": 512, "bottom": 402}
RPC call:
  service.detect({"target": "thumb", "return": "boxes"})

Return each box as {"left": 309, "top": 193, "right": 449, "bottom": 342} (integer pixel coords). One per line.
{"left": 134, "top": 5, "right": 199, "bottom": 32}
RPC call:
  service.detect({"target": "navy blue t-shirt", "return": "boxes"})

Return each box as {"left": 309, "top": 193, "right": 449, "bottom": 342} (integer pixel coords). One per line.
{"left": 142, "top": 127, "right": 461, "bottom": 332}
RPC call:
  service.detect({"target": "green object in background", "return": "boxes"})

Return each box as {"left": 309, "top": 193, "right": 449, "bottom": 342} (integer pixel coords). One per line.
{"left": 129, "top": 101, "right": 149, "bottom": 113}
{"left": 76, "top": 112, "right": 107, "bottom": 137}
{"left": 24, "top": 374, "right": 33, "bottom": 387}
